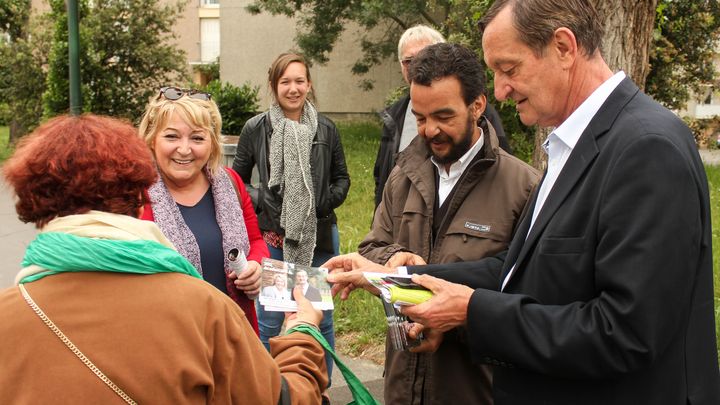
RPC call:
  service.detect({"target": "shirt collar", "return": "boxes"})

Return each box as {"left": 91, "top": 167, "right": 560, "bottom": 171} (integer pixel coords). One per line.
{"left": 551, "top": 71, "right": 626, "bottom": 151}
{"left": 431, "top": 126, "right": 485, "bottom": 177}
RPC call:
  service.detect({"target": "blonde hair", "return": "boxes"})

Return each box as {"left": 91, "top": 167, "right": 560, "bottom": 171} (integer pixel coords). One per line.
{"left": 138, "top": 95, "right": 223, "bottom": 175}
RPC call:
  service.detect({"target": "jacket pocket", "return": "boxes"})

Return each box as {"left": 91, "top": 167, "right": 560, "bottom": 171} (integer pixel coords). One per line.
{"left": 444, "top": 219, "right": 512, "bottom": 243}
{"left": 441, "top": 219, "right": 513, "bottom": 262}
{"left": 539, "top": 236, "right": 585, "bottom": 254}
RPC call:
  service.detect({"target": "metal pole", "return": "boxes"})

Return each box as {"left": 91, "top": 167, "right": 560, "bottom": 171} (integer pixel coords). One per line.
{"left": 67, "top": 0, "right": 81, "bottom": 115}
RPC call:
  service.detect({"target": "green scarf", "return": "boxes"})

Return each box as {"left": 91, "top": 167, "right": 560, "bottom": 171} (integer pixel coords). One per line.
{"left": 19, "top": 232, "right": 201, "bottom": 284}
{"left": 286, "top": 324, "right": 381, "bottom": 405}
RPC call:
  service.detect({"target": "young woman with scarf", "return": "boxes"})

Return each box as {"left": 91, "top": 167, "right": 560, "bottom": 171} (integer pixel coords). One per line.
{"left": 0, "top": 114, "right": 328, "bottom": 403}
{"left": 233, "top": 53, "right": 350, "bottom": 394}
{"left": 138, "top": 88, "right": 268, "bottom": 334}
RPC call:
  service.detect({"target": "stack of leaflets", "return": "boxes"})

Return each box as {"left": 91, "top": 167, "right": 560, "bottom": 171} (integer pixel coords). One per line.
{"left": 363, "top": 272, "right": 433, "bottom": 305}
{"left": 258, "top": 258, "right": 334, "bottom": 312}
{"left": 363, "top": 272, "right": 433, "bottom": 351}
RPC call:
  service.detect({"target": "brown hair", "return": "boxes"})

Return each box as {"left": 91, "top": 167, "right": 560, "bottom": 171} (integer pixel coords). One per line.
{"left": 480, "top": 0, "right": 604, "bottom": 58}
{"left": 3, "top": 115, "right": 156, "bottom": 228}
{"left": 267, "top": 52, "right": 316, "bottom": 104}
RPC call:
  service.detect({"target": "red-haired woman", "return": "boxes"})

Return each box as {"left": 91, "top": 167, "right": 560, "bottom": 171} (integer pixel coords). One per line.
{"left": 0, "top": 114, "right": 328, "bottom": 403}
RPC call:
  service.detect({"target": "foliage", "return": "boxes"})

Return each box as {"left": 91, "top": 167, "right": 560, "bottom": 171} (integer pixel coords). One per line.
{"left": 43, "top": 0, "right": 189, "bottom": 121}
{"left": 333, "top": 120, "right": 387, "bottom": 348}
{"left": 204, "top": 80, "right": 260, "bottom": 135}
{"left": 194, "top": 58, "right": 220, "bottom": 83}
{"left": 0, "top": 126, "right": 13, "bottom": 163}
{"left": 384, "top": 85, "right": 408, "bottom": 107}
{"left": 0, "top": 0, "right": 29, "bottom": 40}
{"left": 683, "top": 116, "right": 720, "bottom": 148}
{"left": 0, "top": 12, "right": 52, "bottom": 142}
{"left": 646, "top": 0, "right": 720, "bottom": 110}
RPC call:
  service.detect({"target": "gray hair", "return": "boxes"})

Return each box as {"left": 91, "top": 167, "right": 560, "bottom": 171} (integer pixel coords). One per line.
{"left": 397, "top": 24, "right": 445, "bottom": 61}
{"left": 479, "top": 0, "right": 604, "bottom": 58}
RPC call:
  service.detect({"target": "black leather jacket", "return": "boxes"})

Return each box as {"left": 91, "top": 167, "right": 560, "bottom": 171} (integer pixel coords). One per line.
{"left": 232, "top": 112, "right": 350, "bottom": 253}
{"left": 374, "top": 95, "right": 511, "bottom": 207}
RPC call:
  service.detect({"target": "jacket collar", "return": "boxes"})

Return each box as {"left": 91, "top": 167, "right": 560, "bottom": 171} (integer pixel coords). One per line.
{"left": 395, "top": 116, "right": 501, "bottom": 207}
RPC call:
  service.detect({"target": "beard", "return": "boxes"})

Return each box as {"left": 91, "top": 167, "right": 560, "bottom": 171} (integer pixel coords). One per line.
{"left": 426, "top": 112, "right": 476, "bottom": 165}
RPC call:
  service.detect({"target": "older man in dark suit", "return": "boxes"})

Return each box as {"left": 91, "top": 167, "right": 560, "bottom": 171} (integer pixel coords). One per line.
{"left": 326, "top": 0, "right": 720, "bottom": 403}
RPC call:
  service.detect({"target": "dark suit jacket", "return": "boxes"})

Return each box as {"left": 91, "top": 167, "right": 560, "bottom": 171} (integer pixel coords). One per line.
{"left": 411, "top": 78, "right": 720, "bottom": 404}
{"left": 291, "top": 284, "right": 322, "bottom": 302}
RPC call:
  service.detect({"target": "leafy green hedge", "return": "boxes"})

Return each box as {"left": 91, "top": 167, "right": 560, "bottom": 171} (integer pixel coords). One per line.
{"left": 204, "top": 80, "right": 260, "bottom": 135}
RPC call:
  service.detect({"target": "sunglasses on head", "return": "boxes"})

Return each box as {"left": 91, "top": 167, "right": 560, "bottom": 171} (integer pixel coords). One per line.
{"left": 158, "top": 86, "right": 211, "bottom": 101}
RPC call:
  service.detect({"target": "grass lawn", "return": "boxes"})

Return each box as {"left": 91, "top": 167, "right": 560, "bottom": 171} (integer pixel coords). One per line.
{"left": 333, "top": 120, "right": 387, "bottom": 357}
{"left": 706, "top": 165, "right": 720, "bottom": 359}
{"left": 0, "top": 126, "right": 12, "bottom": 163}
{"left": 333, "top": 119, "right": 720, "bottom": 362}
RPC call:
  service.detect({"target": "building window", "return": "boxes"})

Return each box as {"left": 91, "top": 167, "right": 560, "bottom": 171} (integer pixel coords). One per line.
{"left": 200, "top": 18, "right": 220, "bottom": 63}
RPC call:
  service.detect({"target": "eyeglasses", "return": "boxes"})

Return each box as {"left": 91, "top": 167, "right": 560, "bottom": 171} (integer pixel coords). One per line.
{"left": 400, "top": 57, "right": 414, "bottom": 67}
{"left": 158, "top": 86, "right": 211, "bottom": 101}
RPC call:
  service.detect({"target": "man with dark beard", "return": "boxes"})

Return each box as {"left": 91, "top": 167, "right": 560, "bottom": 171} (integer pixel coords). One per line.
{"left": 357, "top": 42, "right": 540, "bottom": 405}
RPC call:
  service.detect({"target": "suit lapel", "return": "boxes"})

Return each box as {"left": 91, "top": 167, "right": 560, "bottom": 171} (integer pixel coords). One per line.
{"left": 503, "top": 78, "right": 640, "bottom": 289}
{"left": 499, "top": 173, "right": 543, "bottom": 285}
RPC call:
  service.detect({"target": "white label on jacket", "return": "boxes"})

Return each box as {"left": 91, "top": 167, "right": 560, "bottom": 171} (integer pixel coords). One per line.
{"left": 465, "top": 222, "right": 490, "bottom": 233}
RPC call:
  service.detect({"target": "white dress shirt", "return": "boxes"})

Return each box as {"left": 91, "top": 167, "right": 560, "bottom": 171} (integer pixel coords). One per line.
{"left": 430, "top": 127, "right": 485, "bottom": 206}
{"left": 501, "top": 71, "right": 627, "bottom": 291}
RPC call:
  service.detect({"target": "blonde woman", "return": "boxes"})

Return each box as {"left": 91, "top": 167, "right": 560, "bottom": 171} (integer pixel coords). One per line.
{"left": 139, "top": 87, "right": 269, "bottom": 333}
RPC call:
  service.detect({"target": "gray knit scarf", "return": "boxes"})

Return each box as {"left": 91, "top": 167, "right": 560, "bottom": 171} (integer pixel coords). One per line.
{"left": 147, "top": 167, "right": 250, "bottom": 275}
{"left": 268, "top": 101, "right": 318, "bottom": 266}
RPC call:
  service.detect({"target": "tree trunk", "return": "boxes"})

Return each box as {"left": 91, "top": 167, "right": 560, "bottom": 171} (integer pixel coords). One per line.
{"left": 596, "top": 0, "right": 658, "bottom": 89}
{"left": 531, "top": 0, "right": 658, "bottom": 169}
{"left": 532, "top": 127, "right": 551, "bottom": 171}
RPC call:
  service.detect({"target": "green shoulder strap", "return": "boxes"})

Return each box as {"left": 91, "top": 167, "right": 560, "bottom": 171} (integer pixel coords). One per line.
{"left": 286, "top": 324, "right": 381, "bottom": 405}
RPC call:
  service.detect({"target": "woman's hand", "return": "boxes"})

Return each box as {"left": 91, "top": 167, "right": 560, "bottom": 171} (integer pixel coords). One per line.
{"left": 230, "top": 260, "right": 262, "bottom": 298}
{"left": 285, "top": 287, "right": 323, "bottom": 330}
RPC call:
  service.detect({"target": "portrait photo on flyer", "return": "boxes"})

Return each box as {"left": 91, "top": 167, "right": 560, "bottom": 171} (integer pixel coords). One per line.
{"left": 258, "top": 258, "right": 334, "bottom": 311}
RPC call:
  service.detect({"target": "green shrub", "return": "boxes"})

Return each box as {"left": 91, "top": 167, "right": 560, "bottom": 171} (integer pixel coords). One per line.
{"left": 205, "top": 80, "right": 260, "bottom": 135}
{"left": 0, "top": 104, "right": 10, "bottom": 126}
{"left": 0, "top": 126, "right": 13, "bottom": 163}
{"left": 193, "top": 59, "right": 220, "bottom": 83}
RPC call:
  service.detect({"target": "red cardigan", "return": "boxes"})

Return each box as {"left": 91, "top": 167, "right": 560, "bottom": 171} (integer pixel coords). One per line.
{"left": 141, "top": 168, "right": 268, "bottom": 335}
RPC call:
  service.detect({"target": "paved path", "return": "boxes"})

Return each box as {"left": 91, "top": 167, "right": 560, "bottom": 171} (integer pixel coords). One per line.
{"left": 0, "top": 179, "right": 36, "bottom": 288}
{"left": 699, "top": 149, "right": 720, "bottom": 166}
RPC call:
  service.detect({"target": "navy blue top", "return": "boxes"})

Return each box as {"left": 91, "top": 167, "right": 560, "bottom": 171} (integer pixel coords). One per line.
{"left": 177, "top": 188, "right": 227, "bottom": 294}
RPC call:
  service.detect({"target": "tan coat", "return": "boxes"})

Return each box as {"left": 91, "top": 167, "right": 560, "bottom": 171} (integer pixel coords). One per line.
{"left": 0, "top": 272, "right": 327, "bottom": 404}
{"left": 359, "top": 123, "right": 540, "bottom": 405}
